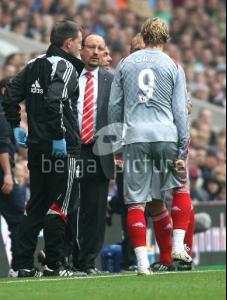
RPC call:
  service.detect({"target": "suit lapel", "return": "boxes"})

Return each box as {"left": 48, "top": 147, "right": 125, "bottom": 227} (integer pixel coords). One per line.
{"left": 97, "top": 70, "right": 106, "bottom": 129}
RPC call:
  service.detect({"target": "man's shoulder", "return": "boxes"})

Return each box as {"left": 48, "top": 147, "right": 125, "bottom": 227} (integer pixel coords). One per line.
{"left": 47, "top": 56, "right": 80, "bottom": 79}
{"left": 99, "top": 69, "right": 114, "bottom": 82}
{"left": 27, "top": 54, "right": 70, "bottom": 73}
{"left": 27, "top": 54, "right": 46, "bottom": 66}
{"left": 47, "top": 56, "right": 71, "bottom": 67}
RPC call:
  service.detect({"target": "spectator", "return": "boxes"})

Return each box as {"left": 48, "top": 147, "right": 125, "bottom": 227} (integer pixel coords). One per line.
{"left": 190, "top": 165, "right": 209, "bottom": 203}
{"left": 0, "top": 0, "right": 225, "bottom": 107}
{"left": 209, "top": 82, "right": 226, "bottom": 107}
{"left": 203, "top": 174, "right": 223, "bottom": 201}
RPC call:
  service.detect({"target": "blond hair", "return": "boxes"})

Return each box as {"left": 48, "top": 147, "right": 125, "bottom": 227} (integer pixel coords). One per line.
{"left": 130, "top": 33, "right": 145, "bottom": 53}
{"left": 141, "top": 18, "right": 170, "bottom": 47}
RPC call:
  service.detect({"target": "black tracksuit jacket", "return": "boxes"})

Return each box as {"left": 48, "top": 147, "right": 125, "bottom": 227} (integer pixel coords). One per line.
{"left": 3, "top": 45, "right": 84, "bottom": 156}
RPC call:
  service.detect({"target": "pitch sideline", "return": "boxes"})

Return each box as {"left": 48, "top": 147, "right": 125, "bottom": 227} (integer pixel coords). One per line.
{"left": 0, "top": 269, "right": 225, "bottom": 285}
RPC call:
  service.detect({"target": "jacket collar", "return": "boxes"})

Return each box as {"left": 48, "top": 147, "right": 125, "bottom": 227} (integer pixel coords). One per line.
{"left": 46, "top": 44, "right": 85, "bottom": 75}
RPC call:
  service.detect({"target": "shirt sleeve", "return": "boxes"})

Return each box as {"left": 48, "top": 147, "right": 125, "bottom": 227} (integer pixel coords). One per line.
{"left": 108, "top": 63, "right": 125, "bottom": 153}
{"left": 172, "top": 66, "right": 190, "bottom": 160}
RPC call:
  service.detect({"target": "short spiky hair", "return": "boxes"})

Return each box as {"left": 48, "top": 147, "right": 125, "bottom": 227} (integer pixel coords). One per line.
{"left": 141, "top": 18, "right": 170, "bottom": 47}
{"left": 50, "top": 20, "right": 80, "bottom": 47}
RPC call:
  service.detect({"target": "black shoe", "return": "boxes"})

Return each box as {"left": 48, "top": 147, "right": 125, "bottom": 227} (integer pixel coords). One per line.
{"left": 150, "top": 262, "right": 176, "bottom": 273}
{"left": 122, "top": 265, "right": 138, "bottom": 273}
{"left": 85, "top": 268, "right": 103, "bottom": 276}
{"left": 43, "top": 266, "right": 87, "bottom": 277}
{"left": 176, "top": 261, "right": 193, "bottom": 271}
{"left": 18, "top": 268, "right": 42, "bottom": 278}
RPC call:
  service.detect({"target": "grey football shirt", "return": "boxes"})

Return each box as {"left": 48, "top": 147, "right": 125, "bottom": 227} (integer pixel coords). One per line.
{"left": 109, "top": 48, "right": 190, "bottom": 159}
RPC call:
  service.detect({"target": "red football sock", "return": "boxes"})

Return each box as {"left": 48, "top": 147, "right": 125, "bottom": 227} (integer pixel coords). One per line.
{"left": 152, "top": 209, "right": 173, "bottom": 265}
{"left": 127, "top": 205, "right": 147, "bottom": 249}
{"left": 184, "top": 207, "right": 195, "bottom": 256}
{"left": 172, "top": 188, "right": 191, "bottom": 231}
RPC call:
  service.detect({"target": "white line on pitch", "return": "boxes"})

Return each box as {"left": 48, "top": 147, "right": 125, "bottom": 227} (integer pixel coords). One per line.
{"left": 0, "top": 269, "right": 225, "bottom": 285}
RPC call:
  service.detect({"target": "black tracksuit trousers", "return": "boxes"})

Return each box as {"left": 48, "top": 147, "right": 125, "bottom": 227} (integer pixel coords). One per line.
{"left": 12, "top": 143, "right": 80, "bottom": 271}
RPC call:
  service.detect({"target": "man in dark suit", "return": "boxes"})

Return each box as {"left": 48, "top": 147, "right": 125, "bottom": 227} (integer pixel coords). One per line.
{"left": 0, "top": 78, "right": 26, "bottom": 277}
{"left": 73, "top": 34, "right": 114, "bottom": 274}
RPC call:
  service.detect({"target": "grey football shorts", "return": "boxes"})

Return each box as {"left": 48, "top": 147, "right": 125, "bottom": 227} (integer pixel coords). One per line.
{"left": 123, "top": 142, "right": 188, "bottom": 205}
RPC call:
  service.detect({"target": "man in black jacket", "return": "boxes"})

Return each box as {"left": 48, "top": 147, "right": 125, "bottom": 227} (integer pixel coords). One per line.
{"left": 3, "top": 20, "right": 86, "bottom": 278}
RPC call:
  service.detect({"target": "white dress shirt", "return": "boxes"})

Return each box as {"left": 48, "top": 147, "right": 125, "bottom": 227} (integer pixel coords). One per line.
{"left": 78, "top": 67, "right": 99, "bottom": 132}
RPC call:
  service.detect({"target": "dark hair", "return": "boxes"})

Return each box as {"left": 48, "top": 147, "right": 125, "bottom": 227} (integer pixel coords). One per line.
{"left": 11, "top": 18, "right": 27, "bottom": 31}
{"left": 50, "top": 20, "right": 80, "bottom": 47}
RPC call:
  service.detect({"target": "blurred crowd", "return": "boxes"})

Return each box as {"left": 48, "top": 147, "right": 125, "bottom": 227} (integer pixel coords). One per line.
{"left": 189, "top": 108, "right": 226, "bottom": 202}
{"left": 0, "top": 0, "right": 226, "bottom": 202}
{"left": 0, "top": 0, "right": 226, "bottom": 107}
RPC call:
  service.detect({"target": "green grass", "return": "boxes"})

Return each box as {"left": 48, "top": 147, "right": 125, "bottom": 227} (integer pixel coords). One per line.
{"left": 0, "top": 270, "right": 226, "bottom": 300}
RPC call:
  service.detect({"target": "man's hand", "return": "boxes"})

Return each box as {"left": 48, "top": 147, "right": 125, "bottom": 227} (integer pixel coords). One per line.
{"left": 114, "top": 153, "right": 124, "bottom": 169}
{"left": 1, "top": 174, "right": 14, "bottom": 195}
{"left": 175, "top": 160, "right": 186, "bottom": 172}
{"left": 52, "top": 139, "right": 67, "bottom": 158}
{"left": 13, "top": 127, "right": 28, "bottom": 149}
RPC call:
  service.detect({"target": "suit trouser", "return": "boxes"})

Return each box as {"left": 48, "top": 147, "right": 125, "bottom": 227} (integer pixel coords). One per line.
{"left": 73, "top": 144, "right": 109, "bottom": 270}
{"left": 0, "top": 171, "right": 25, "bottom": 261}
{"left": 12, "top": 144, "right": 79, "bottom": 270}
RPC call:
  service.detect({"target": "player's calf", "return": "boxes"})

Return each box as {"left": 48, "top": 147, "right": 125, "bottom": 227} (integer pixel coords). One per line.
{"left": 149, "top": 201, "right": 173, "bottom": 266}
{"left": 127, "top": 204, "right": 152, "bottom": 275}
{"left": 171, "top": 186, "right": 192, "bottom": 263}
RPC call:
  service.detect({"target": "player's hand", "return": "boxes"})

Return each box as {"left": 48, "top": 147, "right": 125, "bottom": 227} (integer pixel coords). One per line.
{"left": 175, "top": 160, "right": 186, "bottom": 172}
{"left": 114, "top": 153, "right": 124, "bottom": 169}
{"left": 13, "top": 127, "right": 28, "bottom": 149}
{"left": 1, "top": 174, "right": 14, "bottom": 195}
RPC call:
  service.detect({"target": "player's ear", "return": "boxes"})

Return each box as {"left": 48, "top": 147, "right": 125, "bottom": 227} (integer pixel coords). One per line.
{"left": 64, "top": 38, "right": 73, "bottom": 50}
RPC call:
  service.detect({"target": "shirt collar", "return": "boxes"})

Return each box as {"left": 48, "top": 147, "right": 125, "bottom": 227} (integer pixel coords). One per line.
{"left": 81, "top": 67, "right": 99, "bottom": 80}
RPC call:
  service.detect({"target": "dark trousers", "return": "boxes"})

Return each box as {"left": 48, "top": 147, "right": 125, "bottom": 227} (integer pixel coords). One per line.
{"left": 0, "top": 171, "right": 25, "bottom": 260}
{"left": 12, "top": 144, "right": 80, "bottom": 270}
{"left": 73, "top": 145, "right": 109, "bottom": 270}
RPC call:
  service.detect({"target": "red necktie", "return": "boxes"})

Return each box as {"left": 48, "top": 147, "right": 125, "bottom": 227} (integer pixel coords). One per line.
{"left": 81, "top": 72, "right": 95, "bottom": 144}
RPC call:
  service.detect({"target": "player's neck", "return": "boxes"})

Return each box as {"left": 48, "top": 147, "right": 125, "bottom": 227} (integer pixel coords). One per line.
{"left": 145, "top": 45, "right": 164, "bottom": 52}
